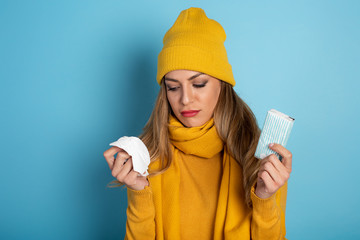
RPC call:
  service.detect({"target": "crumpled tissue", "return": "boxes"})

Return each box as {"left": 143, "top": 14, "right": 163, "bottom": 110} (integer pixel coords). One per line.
{"left": 109, "top": 136, "right": 150, "bottom": 177}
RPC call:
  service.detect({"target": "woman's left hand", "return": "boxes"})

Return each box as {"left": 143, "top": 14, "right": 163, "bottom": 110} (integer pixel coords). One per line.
{"left": 255, "top": 143, "right": 292, "bottom": 199}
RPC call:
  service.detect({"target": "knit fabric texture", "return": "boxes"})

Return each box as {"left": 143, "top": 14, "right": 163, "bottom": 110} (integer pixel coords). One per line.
{"left": 124, "top": 114, "right": 288, "bottom": 239}
{"left": 156, "top": 7, "right": 236, "bottom": 86}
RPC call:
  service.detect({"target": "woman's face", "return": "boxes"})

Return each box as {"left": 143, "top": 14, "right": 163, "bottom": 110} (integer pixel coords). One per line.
{"left": 164, "top": 69, "right": 221, "bottom": 127}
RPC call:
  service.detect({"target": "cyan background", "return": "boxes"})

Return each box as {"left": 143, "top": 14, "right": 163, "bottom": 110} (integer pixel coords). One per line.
{"left": 1, "top": 0, "right": 359, "bottom": 239}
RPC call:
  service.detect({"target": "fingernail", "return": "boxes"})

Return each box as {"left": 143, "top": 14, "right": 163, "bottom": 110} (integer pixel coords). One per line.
{"left": 269, "top": 143, "right": 274, "bottom": 147}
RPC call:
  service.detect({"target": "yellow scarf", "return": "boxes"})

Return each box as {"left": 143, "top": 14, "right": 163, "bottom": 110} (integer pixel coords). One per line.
{"left": 168, "top": 115, "right": 224, "bottom": 158}
{"left": 154, "top": 115, "right": 251, "bottom": 239}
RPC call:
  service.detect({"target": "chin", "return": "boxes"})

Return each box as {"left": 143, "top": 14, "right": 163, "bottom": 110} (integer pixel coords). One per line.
{"left": 181, "top": 119, "right": 206, "bottom": 128}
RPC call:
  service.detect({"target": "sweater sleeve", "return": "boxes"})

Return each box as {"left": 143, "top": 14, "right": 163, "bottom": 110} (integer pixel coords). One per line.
{"left": 250, "top": 182, "right": 288, "bottom": 240}
{"left": 124, "top": 185, "right": 156, "bottom": 240}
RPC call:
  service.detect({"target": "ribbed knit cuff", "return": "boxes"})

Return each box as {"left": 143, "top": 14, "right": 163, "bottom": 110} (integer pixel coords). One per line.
{"left": 127, "top": 185, "right": 153, "bottom": 202}
{"left": 126, "top": 185, "right": 155, "bottom": 223}
{"left": 250, "top": 185, "right": 279, "bottom": 221}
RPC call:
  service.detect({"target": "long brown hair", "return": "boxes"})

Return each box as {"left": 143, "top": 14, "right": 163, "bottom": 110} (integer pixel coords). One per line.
{"left": 213, "top": 81, "right": 261, "bottom": 208}
{"left": 110, "top": 78, "right": 261, "bottom": 208}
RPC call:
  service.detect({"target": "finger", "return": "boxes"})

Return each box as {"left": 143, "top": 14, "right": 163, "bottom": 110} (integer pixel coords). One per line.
{"left": 103, "top": 146, "right": 122, "bottom": 169}
{"left": 261, "top": 159, "right": 282, "bottom": 185}
{"left": 112, "top": 152, "right": 131, "bottom": 178}
{"left": 267, "top": 154, "right": 290, "bottom": 176}
{"left": 269, "top": 143, "right": 293, "bottom": 171}
{"left": 269, "top": 154, "right": 291, "bottom": 183}
{"left": 140, "top": 176, "right": 150, "bottom": 186}
{"left": 135, "top": 175, "right": 150, "bottom": 188}
{"left": 115, "top": 158, "right": 133, "bottom": 182}
{"left": 258, "top": 170, "right": 276, "bottom": 193}
{"left": 261, "top": 153, "right": 291, "bottom": 184}
{"left": 115, "top": 150, "right": 131, "bottom": 164}
{"left": 125, "top": 172, "right": 149, "bottom": 190}
{"left": 123, "top": 170, "right": 139, "bottom": 187}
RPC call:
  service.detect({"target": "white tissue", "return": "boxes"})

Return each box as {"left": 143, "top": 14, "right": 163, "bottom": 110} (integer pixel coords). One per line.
{"left": 109, "top": 136, "right": 150, "bottom": 177}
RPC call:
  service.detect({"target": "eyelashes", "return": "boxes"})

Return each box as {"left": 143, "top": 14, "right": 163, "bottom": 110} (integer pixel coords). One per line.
{"left": 193, "top": 83, "right": 206, "bottom": 88}
{"left": 167, "top": 87, "right": 178, "bottom": 91}
{"left": 167, "top": 81, "right": 208, "bottom": 91}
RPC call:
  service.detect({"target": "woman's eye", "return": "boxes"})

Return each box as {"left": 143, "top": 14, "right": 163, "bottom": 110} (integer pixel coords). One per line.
{"left": 167, "top": 86, "right": 179, "bottom": 91}
{"left": 193, "top": 81, "right": 208, "bottom": 88}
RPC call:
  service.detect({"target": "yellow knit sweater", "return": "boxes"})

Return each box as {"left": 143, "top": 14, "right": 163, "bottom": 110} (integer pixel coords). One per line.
{"left": 125, "top": 116, "right": 287, "bottom": 239}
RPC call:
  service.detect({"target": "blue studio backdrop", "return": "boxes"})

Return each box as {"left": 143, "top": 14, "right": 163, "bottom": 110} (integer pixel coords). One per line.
{"left": 1, "top": 1, "right": 359, "bottom": 239}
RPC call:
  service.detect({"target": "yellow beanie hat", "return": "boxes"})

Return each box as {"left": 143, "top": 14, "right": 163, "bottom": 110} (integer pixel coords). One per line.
{"left": 157, "top": 7, "right": 236, "bottom": 86}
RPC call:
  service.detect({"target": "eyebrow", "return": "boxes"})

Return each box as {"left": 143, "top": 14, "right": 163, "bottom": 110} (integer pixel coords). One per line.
{"left": 164, "top": 72, "right": 204, "bottom": 82}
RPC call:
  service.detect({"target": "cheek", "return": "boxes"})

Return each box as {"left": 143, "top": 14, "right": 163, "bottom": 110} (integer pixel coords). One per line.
{"left": 208, "top": 95, "right": 219, "bottom": 110}
{"left": 205, "top": 87, "right": 220, "bottom": 108}
{"left": 166, "top": 93, "right": 178, "bottom": 110}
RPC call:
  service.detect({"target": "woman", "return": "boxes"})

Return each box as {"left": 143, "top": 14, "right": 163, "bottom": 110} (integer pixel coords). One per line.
{"left": 104, "top": 7, "right": 292, "bottom": 240}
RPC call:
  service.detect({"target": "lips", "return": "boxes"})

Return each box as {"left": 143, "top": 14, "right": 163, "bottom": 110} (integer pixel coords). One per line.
{"left": 181, "top": 110, "right": 200, "bottom": 117}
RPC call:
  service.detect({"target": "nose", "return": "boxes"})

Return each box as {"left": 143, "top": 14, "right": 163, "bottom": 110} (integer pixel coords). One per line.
{"left": 181, "top": 85, "right": 194, "bottom": 105}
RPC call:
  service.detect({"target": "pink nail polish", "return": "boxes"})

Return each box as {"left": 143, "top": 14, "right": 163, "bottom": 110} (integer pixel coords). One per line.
{"left": 269, "top": 143, "right": 274, "bottom": 147}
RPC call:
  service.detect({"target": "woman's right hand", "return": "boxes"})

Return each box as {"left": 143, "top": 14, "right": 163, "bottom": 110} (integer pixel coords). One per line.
{"left": 103, "top": 146, "right": 149, "bottom": 191}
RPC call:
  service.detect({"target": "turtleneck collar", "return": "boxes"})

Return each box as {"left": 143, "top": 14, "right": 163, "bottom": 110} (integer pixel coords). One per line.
{"left": 168, "top": 114, "right": 224, "bottom": 158}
